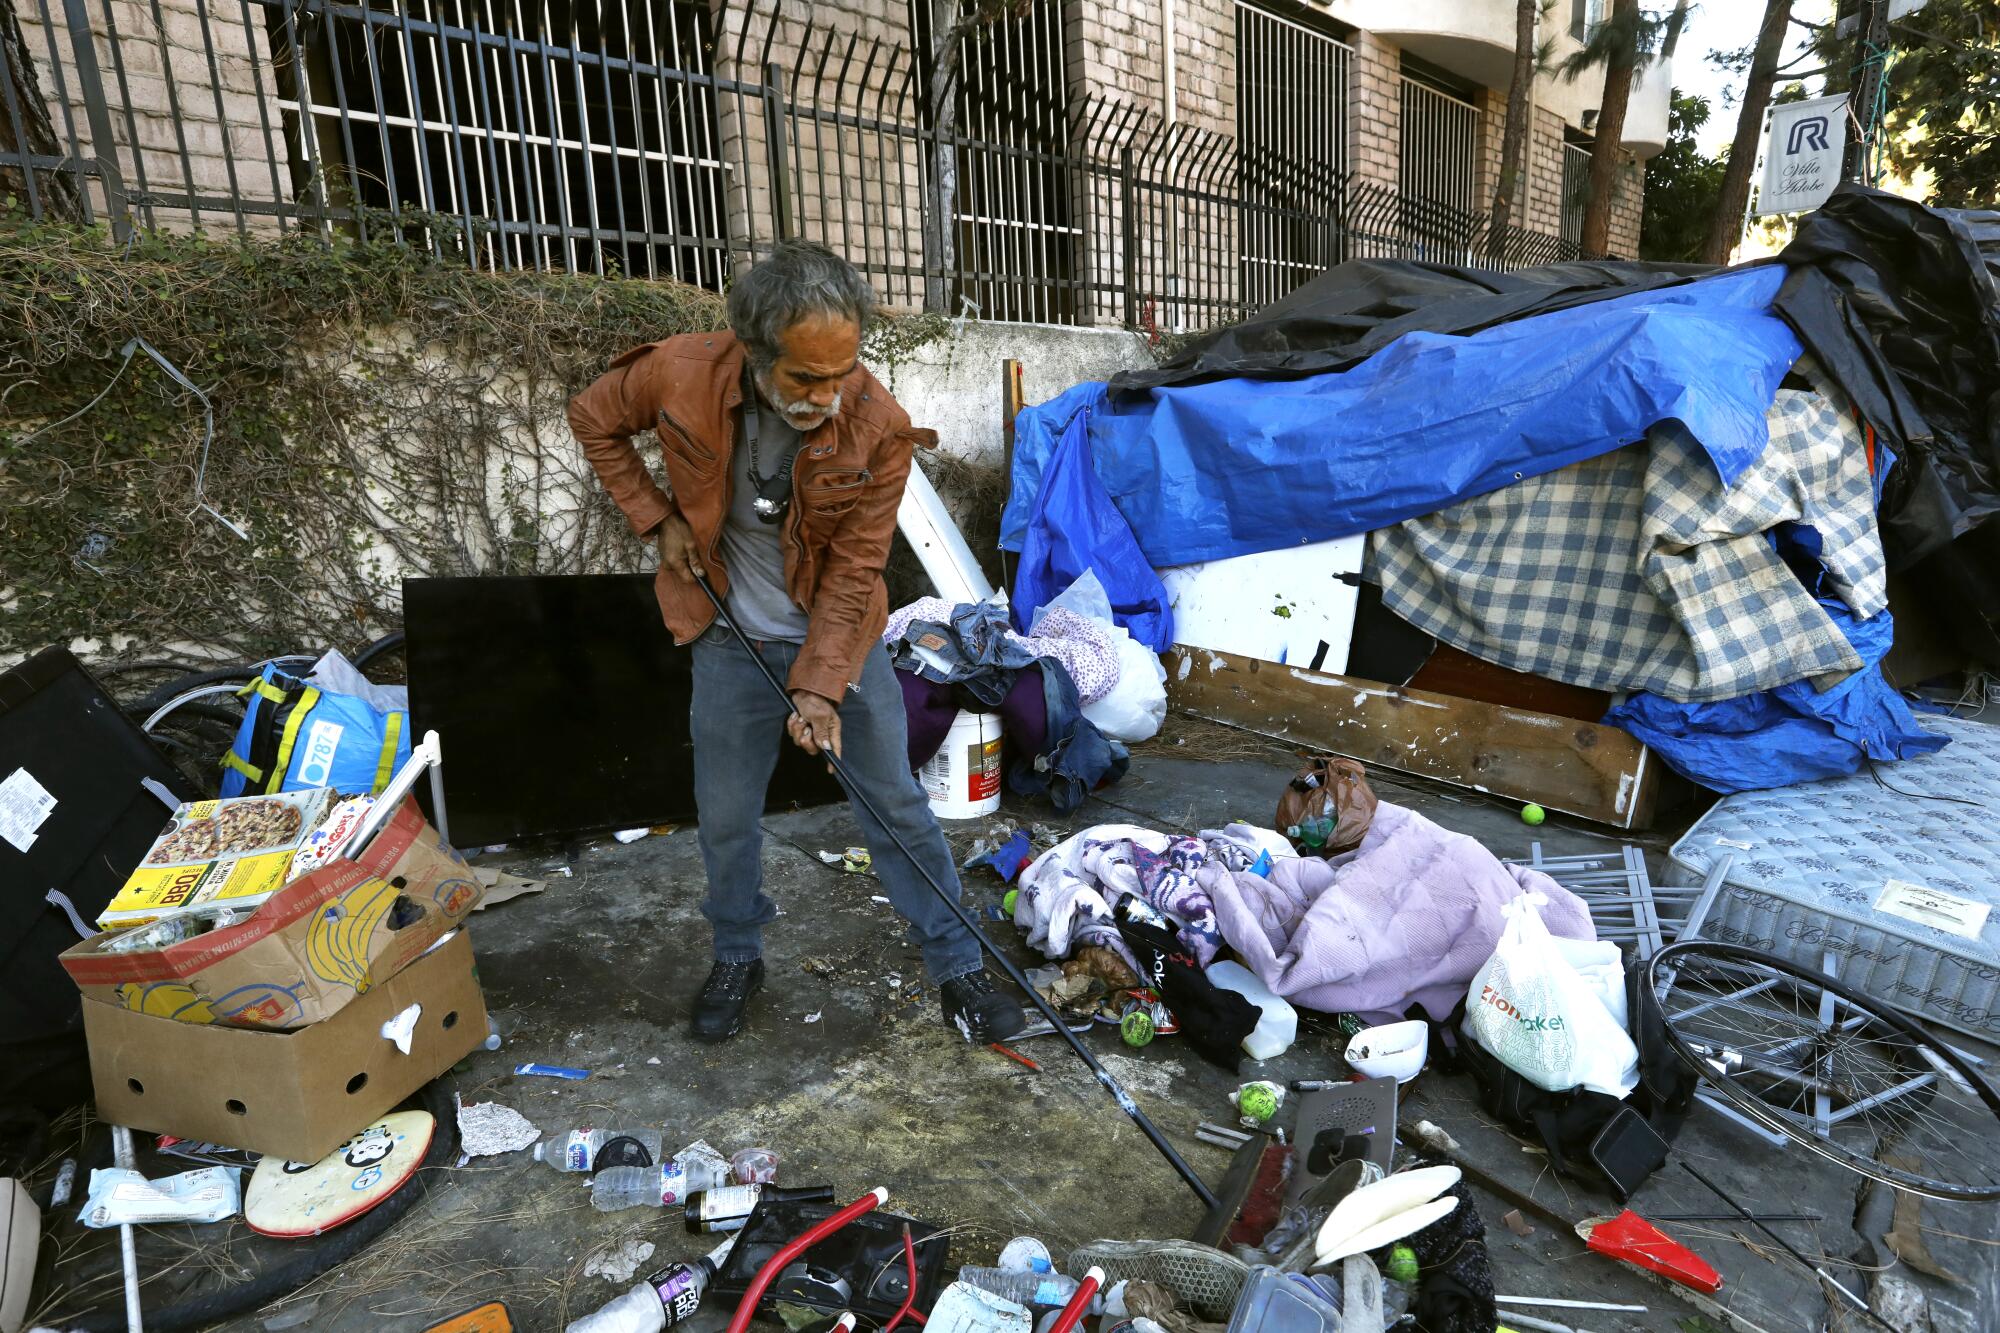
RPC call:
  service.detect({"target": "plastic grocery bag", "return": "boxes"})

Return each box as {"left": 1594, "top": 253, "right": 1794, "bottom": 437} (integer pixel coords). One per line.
{"left": 1032, "top": 570, "right": 1167, "bottom": 744}
{"left": 1465, "top": 895, "right": 1638, "bottom": 1098}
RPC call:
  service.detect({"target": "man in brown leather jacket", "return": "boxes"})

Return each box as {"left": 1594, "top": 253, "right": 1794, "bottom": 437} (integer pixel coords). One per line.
{"left": 569, "top": 239, "right": 1025, "bottom": 1045}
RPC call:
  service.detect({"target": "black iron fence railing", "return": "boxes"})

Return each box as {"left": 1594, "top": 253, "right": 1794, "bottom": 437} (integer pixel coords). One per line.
{"left": 0, "top": 0, "right": 1590, "bottom": 329}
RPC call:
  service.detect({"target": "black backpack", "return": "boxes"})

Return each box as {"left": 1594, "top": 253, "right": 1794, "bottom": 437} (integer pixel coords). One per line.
{"left": 1436, "top": 960, "right": 1698, "bottom": 1200}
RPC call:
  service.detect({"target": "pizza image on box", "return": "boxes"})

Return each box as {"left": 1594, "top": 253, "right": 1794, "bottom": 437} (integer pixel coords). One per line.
{"left": 101, "top": 788, "right": 335, "bottom": 928}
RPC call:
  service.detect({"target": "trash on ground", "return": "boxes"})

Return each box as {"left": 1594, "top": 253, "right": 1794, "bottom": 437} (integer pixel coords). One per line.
{"left": 1577, "top": 1210, "right": 1723, "bottom": 1294}
{"left": 472, "top": 866, "right": 547, "bottom": 909}
{"left": 583, "top": 1238, "right": 657, "bottom": 1283}
{"left": 817, "top": 847, "right": 873, "bottom": 874}
{"left": 1343, "top": 1019, "right": 1427, "bottom": 1084}
{"left": 457, "top": 1098, "right": 539, "bottom": 1158}
{"left": 515, "top": 1062, "right": 591, "bottom": 1080}
{"left": 79, "top": 1165, "right": 241, "bottom": 1228}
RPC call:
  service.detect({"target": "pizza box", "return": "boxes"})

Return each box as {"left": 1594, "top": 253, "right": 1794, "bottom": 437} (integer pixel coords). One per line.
{"left": 84, "top": 927, "right": 485, "bottom": 1162}
{"left": 61, "top": 797, "right": 481, "bottom": 1029}
{"left": 98, "top": 788, "right": 336, "bottom": 927}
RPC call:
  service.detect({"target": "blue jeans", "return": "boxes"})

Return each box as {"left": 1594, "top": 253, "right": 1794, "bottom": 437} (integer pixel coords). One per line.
{"left": 690, "top": 627, "right": 984, "bottom": 984}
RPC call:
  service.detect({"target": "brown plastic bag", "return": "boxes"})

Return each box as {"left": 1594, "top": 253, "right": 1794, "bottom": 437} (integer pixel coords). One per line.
{"left": 1274, "top": 756, "right": 1377, "bottom": 855}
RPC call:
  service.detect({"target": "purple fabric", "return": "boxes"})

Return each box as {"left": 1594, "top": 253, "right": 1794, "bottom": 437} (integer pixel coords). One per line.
{"left": 1201, "top": 802, "right": 1595, "bottom": 1021}
{"left": 898, "top": 669, "right": 958, "bottom": 770}
{"left": 897, "top": 665, "right": 1051, "bottom": 772}
{"left": 996, "top": 668, "right": 1048, "bottom": 758}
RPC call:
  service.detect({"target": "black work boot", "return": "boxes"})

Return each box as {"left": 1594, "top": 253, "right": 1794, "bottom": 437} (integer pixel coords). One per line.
{"left": 939, "top": 970, "right": 1027, "bottom": 1043}
{"left": 691, "top": 959, "right": 764, "bottom": 1043}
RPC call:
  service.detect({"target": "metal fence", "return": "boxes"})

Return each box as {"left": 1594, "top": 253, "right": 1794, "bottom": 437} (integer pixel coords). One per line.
{"left": 0, "top": 0, "right": 1587, "bottom": 331}
{"left": 1561, "top": 139, "right": 1592, "bottom": 246}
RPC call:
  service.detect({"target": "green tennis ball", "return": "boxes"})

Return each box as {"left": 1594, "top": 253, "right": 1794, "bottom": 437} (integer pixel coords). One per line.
{"left": 1002, "top": 888, "right": 1019, "bottom": 916}
{"left": 1237, "top": 1083, "right": 1279, "bottom": 1124}
{"left": 1120, "top": 1009, "right": 1155, "bottom": 1047}
{"left": 1520, "top": 803, "right": 1547, "bottom": 826}
{"left": 1386, "top": 1244, "right": 1418, "bottom": 1283}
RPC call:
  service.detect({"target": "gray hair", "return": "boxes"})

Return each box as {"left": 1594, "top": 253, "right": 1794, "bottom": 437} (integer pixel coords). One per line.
{"left": 727, "top": 238, "right": 875, "bottom": 370}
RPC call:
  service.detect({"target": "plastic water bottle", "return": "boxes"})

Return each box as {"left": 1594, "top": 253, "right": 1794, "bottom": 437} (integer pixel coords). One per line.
{"left": 958, "top": 1268, "right": 1093, "bottom": 1310}
{"left": 564, "top": 1249, "right": 725, "bottom": 1333}
{"left": 592, "top": 1162, "right": 697, "bottom": 1212}
{"left": 534, "top": 1127, "right": 664, "bottom": 1173}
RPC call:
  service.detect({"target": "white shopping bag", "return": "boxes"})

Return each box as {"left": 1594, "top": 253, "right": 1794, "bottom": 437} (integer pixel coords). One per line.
{"left": 1465, "top": 895, "right": 1639, "bottom": 1098}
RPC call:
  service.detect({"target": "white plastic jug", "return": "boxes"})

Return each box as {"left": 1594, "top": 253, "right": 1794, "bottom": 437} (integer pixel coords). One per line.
{"left": 1207, "top": 960, "right": 1298, "bottom": 1060}
{"left": 919, "top": 710, "right": 1004, "bottom": 819}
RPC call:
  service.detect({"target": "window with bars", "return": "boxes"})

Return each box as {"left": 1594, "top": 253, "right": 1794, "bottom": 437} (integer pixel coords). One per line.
{"left": 1234, "top": 1, "right": 1351, "bottom": 306}
{"left": 268, "top": 0, "right": 729, "bottom": 281}
{"left": 908, "top": 0, "right": 1074, "bottom": 324}
{"left": 1398, "top": 60, "right": 1480, "bottom": 215}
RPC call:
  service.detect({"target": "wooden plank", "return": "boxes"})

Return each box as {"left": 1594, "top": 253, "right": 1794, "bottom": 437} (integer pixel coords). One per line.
{"left": 1164, "top": 647, "right": 1660, "bottom": 830}
{"left": 1406, "top": 643, "right": 1613, "bottom": 722}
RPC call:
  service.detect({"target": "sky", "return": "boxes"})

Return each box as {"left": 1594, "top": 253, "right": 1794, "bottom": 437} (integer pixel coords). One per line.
{"left": 1672, "top": 1, "right": 1837, "bottom": 154}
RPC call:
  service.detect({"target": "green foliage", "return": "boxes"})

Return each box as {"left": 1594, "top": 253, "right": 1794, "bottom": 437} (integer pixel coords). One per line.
{"left": 1801, "top": 0, "right": 1999, "bottom": 205}
{"left": 1879, "top": 0, "right": 2000, "bottom": 206}
{"left": 1641, "top": 91, "right": 1729, "bottom": 262}
{"left": 0, "top": 215, "right": 726, "bottom": 661}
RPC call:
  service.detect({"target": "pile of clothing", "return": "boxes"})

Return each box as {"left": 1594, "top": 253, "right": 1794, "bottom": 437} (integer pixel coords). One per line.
{"left": 885, "top": 574, "right": 1165, "bottom": 811}
{"left": 1006, "top": 804, "right": 1592, "bottom": 1063}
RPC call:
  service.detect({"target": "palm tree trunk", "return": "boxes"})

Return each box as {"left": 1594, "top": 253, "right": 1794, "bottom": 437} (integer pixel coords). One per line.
{"left": 1701, "top": 0, "right": 1792, "bottom": 264}
{"left": 1579, "top": 0, "right": 1638, "bottom": 256}
{"left": 1487, "top": 0, "right": 1540, "bottom": 259}
{"left": 0, "top": 0, "right": 83, "bottom": 221}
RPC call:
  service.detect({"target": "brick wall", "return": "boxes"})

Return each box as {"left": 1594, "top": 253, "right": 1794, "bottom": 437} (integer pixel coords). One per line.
{"left": 20, "top": 0, "right": 284, "bottom": 234}
{"left": 1349, "top": 29, "right": 1400, "bottom": 189}
{"left": 1522, "top": 106, "right": 1568, "bottom": 237}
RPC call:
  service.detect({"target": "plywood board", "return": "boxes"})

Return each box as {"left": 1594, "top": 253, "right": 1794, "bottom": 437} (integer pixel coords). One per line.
{"left": 1157, "top": 536, "right": 1363, "bottom": 675}
{"left": 1165, "top": 648, "right": 1658, "bottom": 830}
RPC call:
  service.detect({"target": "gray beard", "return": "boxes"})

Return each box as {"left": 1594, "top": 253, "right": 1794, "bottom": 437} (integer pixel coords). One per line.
{"left": 754, "top": 366, "right": 840, "bottom": 431}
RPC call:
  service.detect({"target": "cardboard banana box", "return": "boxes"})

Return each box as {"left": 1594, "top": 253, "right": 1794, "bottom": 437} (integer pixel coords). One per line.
{"left": 61, "top": 797, "right": 480, "bottom": 1029}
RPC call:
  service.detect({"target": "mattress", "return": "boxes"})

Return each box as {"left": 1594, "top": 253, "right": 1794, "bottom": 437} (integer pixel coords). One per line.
{"left": 1671, "top": 715, "right": 2000, "bottom": 1042}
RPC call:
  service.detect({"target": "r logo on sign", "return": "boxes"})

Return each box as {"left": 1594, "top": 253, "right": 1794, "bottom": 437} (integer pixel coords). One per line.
{"left": 1785, "top": 116, "right": 1830, "bottom": 153}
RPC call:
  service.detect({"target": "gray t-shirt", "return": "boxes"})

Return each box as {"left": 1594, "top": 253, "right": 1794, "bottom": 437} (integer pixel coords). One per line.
{"left": 716, "top": 403, "right": 812, "bottom": 644}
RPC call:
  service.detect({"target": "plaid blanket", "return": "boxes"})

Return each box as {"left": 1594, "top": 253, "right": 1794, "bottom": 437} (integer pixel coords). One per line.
{"left": 1368, "top": 388, "right": 1888, "bottom": 702}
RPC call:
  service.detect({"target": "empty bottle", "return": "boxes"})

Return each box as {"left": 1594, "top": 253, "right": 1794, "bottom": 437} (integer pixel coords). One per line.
{"left": 592, "top": 1162, "right": 699, "bottom": 1212}
{"left": 683, "top": 1184, "right": 836, "bottom": 1233}
{"left": 958, "top": 1267, "right": 1096, "bottom": 1310}
{"left": 535, "top": 1127, "right": 664, "bottom": 1174}
{"left": 564, "top": 1243, "right": 731, "bottom": 1333}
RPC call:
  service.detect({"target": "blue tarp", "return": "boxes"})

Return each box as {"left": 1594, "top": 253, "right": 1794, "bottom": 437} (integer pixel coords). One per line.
{"left": 1001, "top": 266, "right": 1803, "bottom": 567}
{"left": 1012, "top": 403, "right": 1175, "bottom": 650}
{"left": 1603, "top": 600, "right": 1948, "bottom": 794}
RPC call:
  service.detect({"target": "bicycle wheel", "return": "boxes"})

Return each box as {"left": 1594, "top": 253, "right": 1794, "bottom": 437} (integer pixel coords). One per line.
{"left": 1648, "top": 939, "right": 2000, "bottom": 1201}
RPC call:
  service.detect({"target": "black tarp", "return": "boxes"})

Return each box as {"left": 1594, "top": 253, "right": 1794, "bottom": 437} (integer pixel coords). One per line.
{"left": 1109, "top": 259, "right": 1716, "bottom": 393}
{"left": 1772, "top": 188, "right": 2000, "bottom": 568}
{"left": 1108, "top": 186, "right": 2000, "bottom": 578}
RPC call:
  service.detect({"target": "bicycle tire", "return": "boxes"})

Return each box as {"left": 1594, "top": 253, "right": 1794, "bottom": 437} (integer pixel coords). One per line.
{"left": 58, "top": 1079, "right": 458, "bottom": 1332}
{"left": 1648, "top": 939, "right": 2000, "bottom": 1202}
{"left": 128, "top": 657, "right": 315, "bottom": 720}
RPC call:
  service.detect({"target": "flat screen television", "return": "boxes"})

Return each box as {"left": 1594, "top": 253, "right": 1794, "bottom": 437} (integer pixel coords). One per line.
{"left": 404, "top": 575, "right": 842, "bottom": 846}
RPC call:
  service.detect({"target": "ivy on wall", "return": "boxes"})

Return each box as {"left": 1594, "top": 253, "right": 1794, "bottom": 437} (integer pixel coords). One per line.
{"left": 0, "top": 217, "right": 736, "bottom": 661}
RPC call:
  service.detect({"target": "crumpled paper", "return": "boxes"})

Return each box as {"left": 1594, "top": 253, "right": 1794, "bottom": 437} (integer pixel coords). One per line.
{"left": 584, "top": 1237, "right": 657, "bottom": 1283}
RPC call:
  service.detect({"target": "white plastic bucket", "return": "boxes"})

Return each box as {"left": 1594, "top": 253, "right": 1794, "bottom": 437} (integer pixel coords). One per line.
{"left": 918, "top": 709, "right": 1003, "bottom": 819}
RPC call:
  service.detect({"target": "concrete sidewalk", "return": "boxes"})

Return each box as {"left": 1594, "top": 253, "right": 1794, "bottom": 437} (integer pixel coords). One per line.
{"left": 47, "top": 736, "right": 1992, "bottom": 1331}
